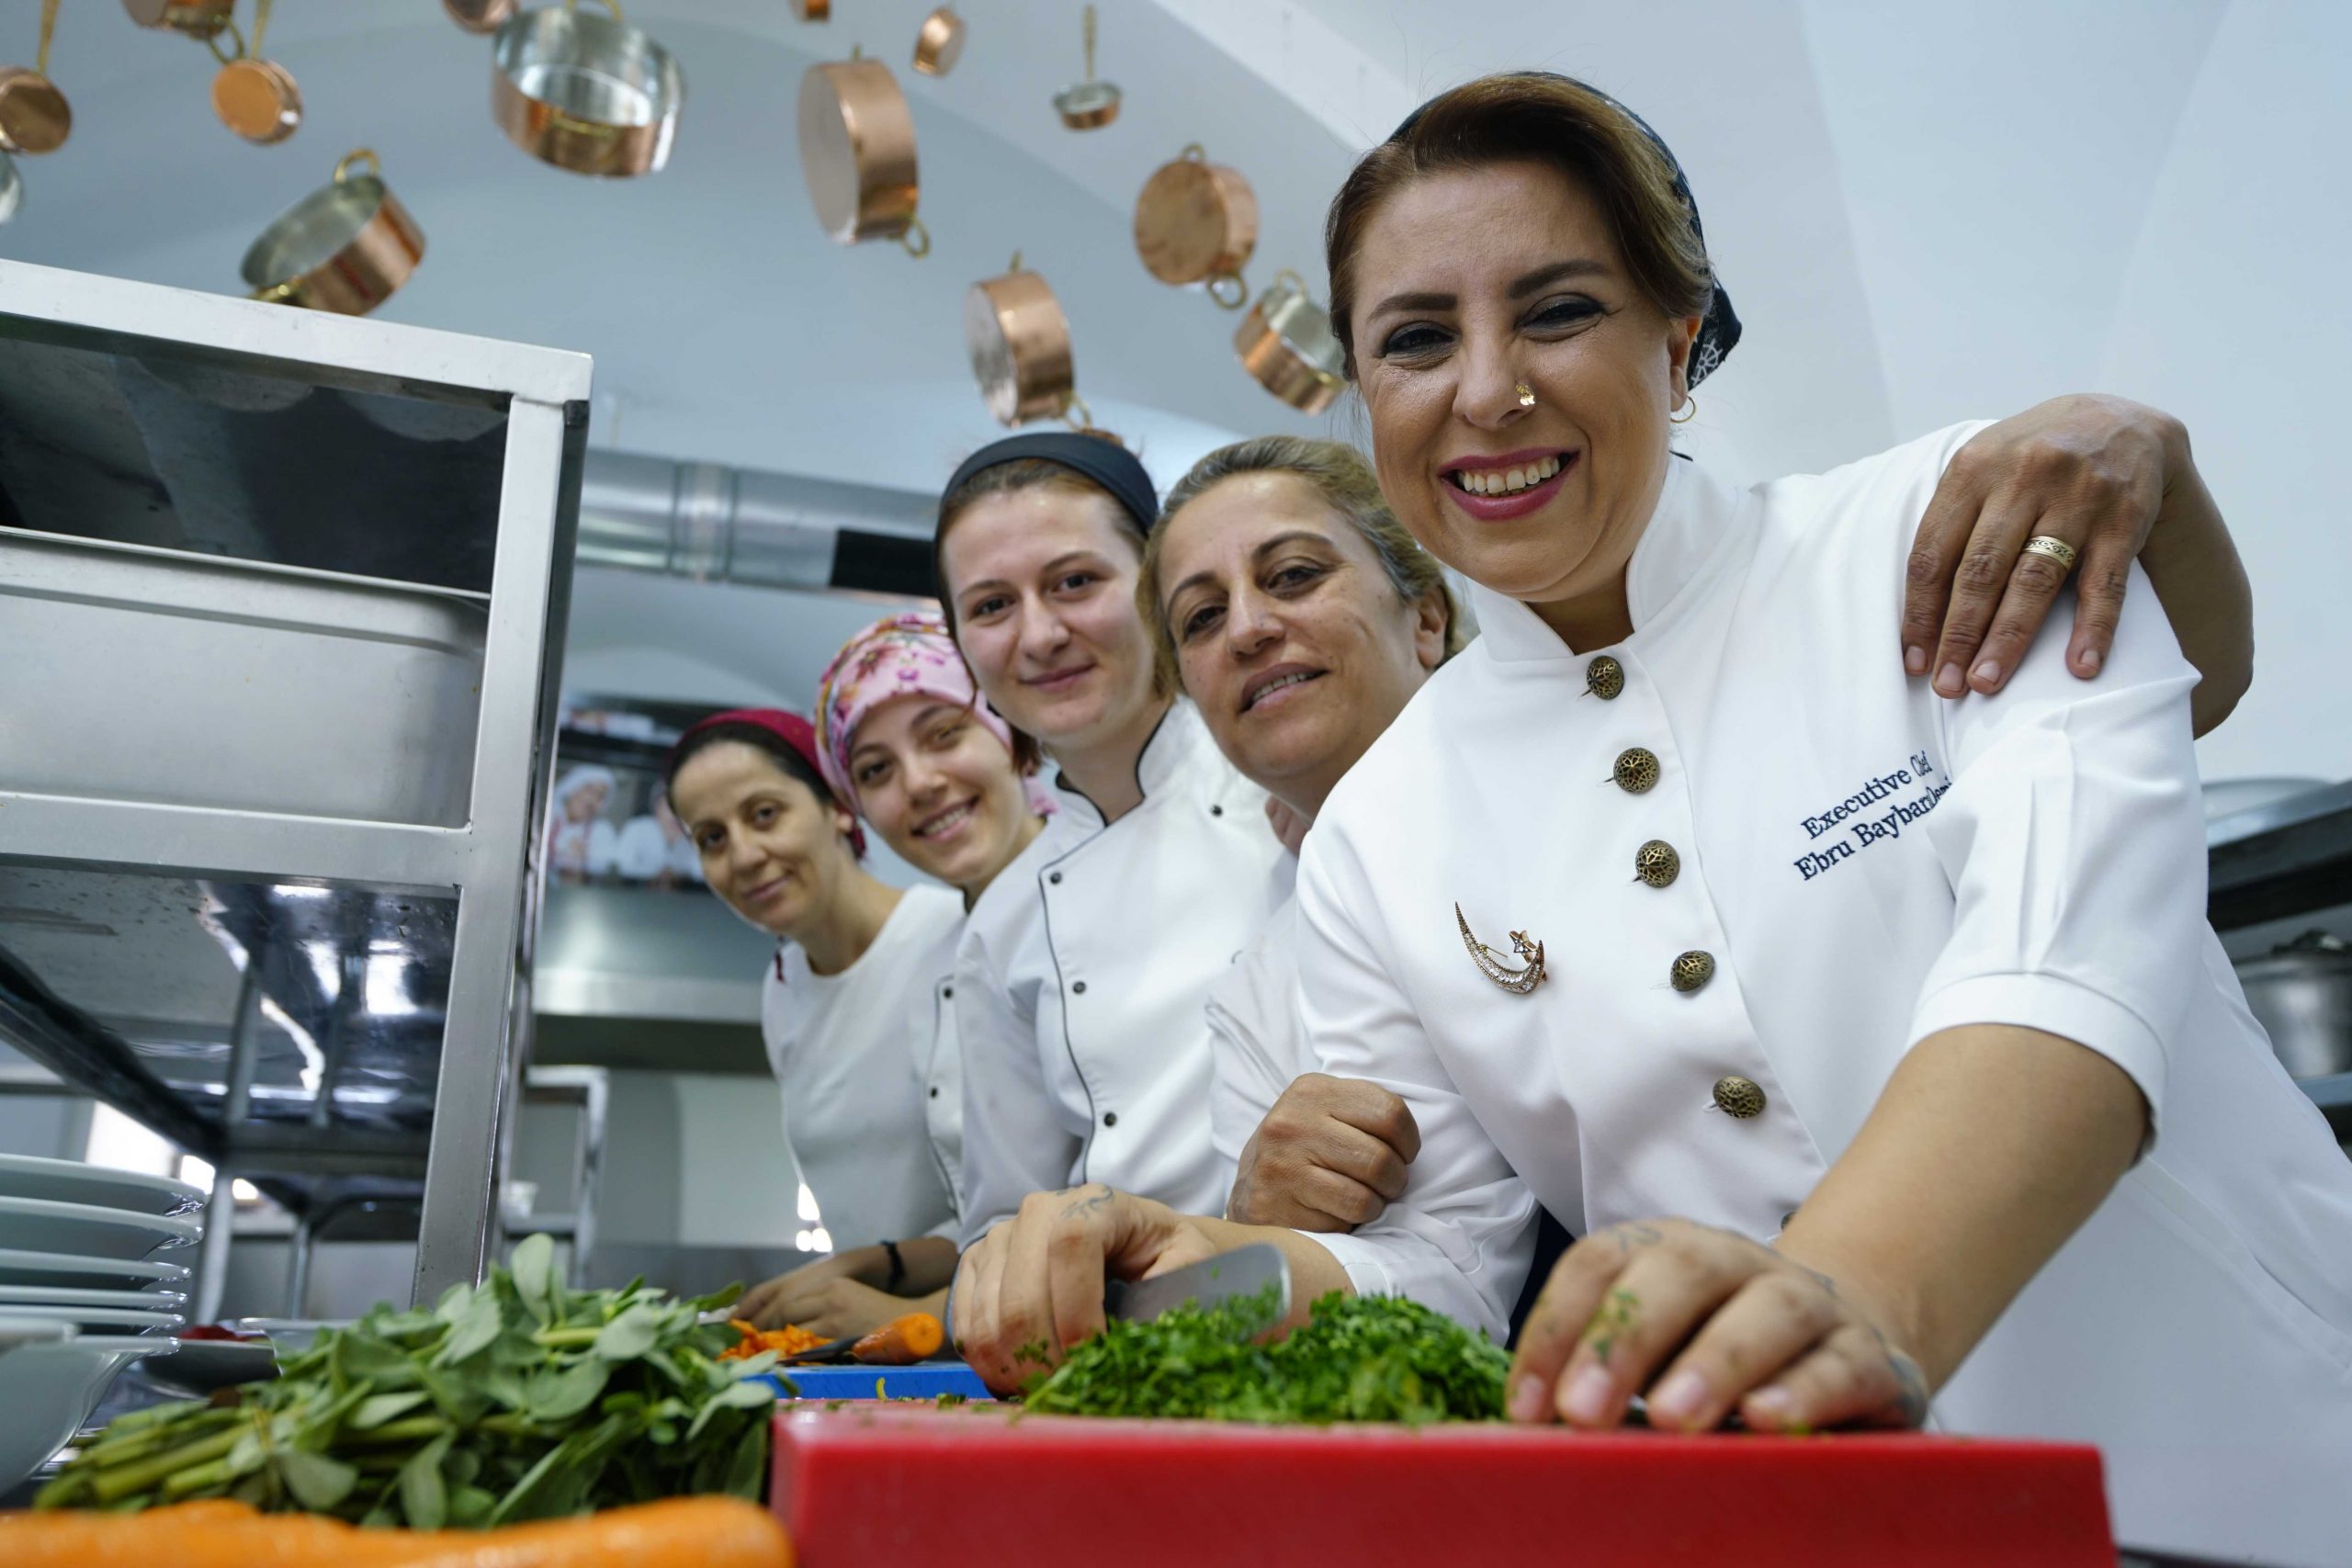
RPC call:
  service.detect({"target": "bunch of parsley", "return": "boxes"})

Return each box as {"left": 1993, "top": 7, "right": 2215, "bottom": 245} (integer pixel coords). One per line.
{"left": 37, "top": 1235, "right": 782, "bottom": 1525}
{"left": 1022, "top": 1287, "right": 1510, "bottom": 1426}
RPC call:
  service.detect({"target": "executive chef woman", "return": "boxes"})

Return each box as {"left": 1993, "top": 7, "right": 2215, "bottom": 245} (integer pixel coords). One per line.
{"left": 955, "top": 73, "right": 2352, "bottom": 1568}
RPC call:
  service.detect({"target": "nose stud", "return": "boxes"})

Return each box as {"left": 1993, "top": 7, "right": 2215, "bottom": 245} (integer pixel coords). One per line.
{"left": 1515, "top": 382, "right": 1536, "bottom": 409}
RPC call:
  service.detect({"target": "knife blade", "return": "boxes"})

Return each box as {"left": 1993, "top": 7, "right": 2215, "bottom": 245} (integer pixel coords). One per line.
{"left": 1102, "top": 1244, "right": 1291, "bottom": 1327}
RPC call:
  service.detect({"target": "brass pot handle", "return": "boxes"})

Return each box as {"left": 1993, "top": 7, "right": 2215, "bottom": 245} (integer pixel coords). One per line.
{"left": 899, "top": 213, "right": 931, "bottom": 259}
{"left": 1180, "top": 141, "right": 1204, "bottom": 163}
{"left": 1272, "top": 266, "right": 1306, "bottom": 297}
{"left": 1206, "top": 272, "right": 1246, "bottom": 310}
{"left": 566, "top": 0, "right": 625, "bottom": 17}
{"left": 250, "top": 276, "right": 304, "bottom": 305}
{"left": 334, "top": 148, "right": 381, "bottom": 183}
{"left": 205, "top": 17, "right": 247, "bottom": 67}
{"left": 1059, "top": 391, "right": 1094, "bottom": 433}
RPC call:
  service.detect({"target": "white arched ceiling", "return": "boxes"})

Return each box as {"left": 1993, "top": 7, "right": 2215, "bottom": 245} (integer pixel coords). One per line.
{"left": 4, "top": 1, "right": 2345, "bottom": 777}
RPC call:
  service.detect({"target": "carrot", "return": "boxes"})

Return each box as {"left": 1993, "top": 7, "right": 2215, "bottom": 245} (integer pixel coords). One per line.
{"left": 0, "top": 1496, "right": 791, "bottom": 1568}
{"left": 395, "top": 1496, "right": 790, "bottom": 1567}
{"left": 851, "top": 1311, "right": 944, "bottom": 1365}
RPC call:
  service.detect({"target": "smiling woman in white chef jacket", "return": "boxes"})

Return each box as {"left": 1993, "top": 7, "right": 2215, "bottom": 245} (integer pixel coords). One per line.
{"left": 934, "top": 434, "right": 1290, "bottom": 1246}
{"left": 948, "top": 73, "right": 2350, "bottom": 1568}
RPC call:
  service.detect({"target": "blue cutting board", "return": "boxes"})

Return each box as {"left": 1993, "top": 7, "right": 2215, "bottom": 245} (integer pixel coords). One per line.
{"left": 761, "top": 1362, "right": 993, "bottom": 1401}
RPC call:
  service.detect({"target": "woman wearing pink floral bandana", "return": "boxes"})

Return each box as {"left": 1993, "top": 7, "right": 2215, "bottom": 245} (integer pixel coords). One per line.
{"left": 729, "top": 612, "right": 1048, "bottom": 1340}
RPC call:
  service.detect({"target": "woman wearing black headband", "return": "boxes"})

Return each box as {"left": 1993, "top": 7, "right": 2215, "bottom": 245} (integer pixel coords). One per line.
{"left": 933, "top": 433, "right": 1290, "bottom": 1254}
{"left": 944, "top": 73, "right": 2346, "bottom": 1565}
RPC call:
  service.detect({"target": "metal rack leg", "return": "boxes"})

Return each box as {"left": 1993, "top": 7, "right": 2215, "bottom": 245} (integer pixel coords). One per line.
{"left": 192, "top": 958, "right": 264, "bottom": 1325}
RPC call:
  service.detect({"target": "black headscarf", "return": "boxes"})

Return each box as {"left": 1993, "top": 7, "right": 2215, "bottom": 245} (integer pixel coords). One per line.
{"left": 1389, "top": 73, "right": 1742, "bottom": 387}
{"left": 939, "top": 433, "right": 1161, "bottom": 535}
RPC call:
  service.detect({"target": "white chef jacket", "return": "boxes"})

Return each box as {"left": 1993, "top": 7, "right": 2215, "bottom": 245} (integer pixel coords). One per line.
{"left": 956, "top": 701, "right": 1289, "bottom": 1245}
{"left": 763, "top": 882, "right": 966, "bottom": 1247}
{"left": 1204, "top": 865, "right": 1304, "bottom": 1181}
{"left": 1298, "top": 429, "right": 2352, "bottom": 1568}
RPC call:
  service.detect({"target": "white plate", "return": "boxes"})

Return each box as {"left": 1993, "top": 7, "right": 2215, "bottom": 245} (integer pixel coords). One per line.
{"left": 0, "top": 1196, "right": 201, "bottom": 1260}
{"left": 144, "top": 1337, "right": 277, "bottom": 1395}
{"left": 0, "top": 1334, "right": 171, "bottom": 1493}
{"left": 0, "top": 1283, "right": 188, "bottom": 1313}
{"left": 0, "top": 1303, "right": 182, "bottom": 1334}
{"left": 0, "top": 1155, "right": 205, "bottom": 1217}
{"left": 0, "top": 1247, "right": 193, "bottom": 1292}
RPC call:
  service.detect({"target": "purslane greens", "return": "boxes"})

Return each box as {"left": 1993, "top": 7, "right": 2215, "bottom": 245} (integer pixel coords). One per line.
{"left": 1022, "top": 1286, "right": 1510, "bottom": 1425}
{"left": 35, "top": 1235, "right": 785, "bottom": 1525}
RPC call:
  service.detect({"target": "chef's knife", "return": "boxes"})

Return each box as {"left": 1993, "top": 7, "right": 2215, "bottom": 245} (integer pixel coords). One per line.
{"left": 1102, "top": 1243, "right": 1291, "bottom": 1326}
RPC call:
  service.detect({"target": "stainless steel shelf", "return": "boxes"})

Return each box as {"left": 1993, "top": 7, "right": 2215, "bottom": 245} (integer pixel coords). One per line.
{"left": 2207, "top": 781, "right": 2352, "bottom": 931}
{"left": 0, "top": 259, "right": 592, "bottom": 1309}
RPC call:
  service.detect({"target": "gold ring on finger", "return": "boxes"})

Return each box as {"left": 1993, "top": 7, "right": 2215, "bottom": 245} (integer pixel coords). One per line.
{"left": 2019, "top": 535, "right": 2079, "bottom": 573}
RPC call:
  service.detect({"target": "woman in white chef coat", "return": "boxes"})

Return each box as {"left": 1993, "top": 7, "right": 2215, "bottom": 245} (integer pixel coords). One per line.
{"left": 666, "top": 696, "right": 1016, "bottom": 1339}
{"left": 954, "top": 73, "right": 2351, "bottom": 1566}
{"left": 934, "top": 434, "right": 1290, "bottom": 1246}
{"left": 548, "top": 766, "right": 618, "bottom": 883}
{"left": 728, "top": 613, "right": 1054, "bottom": 1335}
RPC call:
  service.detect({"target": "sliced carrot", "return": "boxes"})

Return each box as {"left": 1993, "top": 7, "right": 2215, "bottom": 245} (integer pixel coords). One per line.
{"left": 851, "top": 1312, "right": 944, "bottom": 1365}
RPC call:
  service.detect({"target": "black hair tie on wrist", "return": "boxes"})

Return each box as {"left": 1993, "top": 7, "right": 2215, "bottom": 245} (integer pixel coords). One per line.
{"left": 882, "top": 1238, "right": 907, "bottom": 1293}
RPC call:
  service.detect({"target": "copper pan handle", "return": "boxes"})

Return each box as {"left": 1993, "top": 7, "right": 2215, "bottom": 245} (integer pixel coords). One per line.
{"left": 1206, "top": 273, "right": 1246, "bottom": 310}
{"left": 566, "top": 0, "right": 625, "bottom": 17}
{"left": 1060, "top": 391, "right": 1093, "bottom": 433}
{"left": 900, "top": 213, "right": 931, "bottom": 259}
{"left": 334, "top": 147, "right": 381, "bottom": 183}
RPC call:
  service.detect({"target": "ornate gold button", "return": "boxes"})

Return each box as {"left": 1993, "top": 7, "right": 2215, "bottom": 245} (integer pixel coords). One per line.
{"left": 1671, "top": 950, "right": 1715, "bottom": 992}
{"left": 1586, "top": 655, "right": 1624, "bottom": 701}
{"left": 1713, "top": 1075, "right": 1766, "bottom": 1118}
{"left": 1634, "top": 840, "right": 1680, "bottom": 888}
{"left": 1612, "top": 747, "right": 1660, "bottom": 794}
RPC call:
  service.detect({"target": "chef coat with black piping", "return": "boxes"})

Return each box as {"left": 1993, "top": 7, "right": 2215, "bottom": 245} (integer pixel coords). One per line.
{"left": 1296, "top": 426, "right": 2352, "bottom": 1568}
{"left": 955, "top": 700, "right": 1289, "bottom": 1246}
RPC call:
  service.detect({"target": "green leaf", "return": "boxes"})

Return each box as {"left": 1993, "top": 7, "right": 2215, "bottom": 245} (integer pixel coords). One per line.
{"left": 448, "top": 1483, "right": 498, "bottom": 1529}
{"left": 522, "top": 1357, "right": 610, "bottom": 1423}
{"left": 397, "top": 1430, "right": 454, "bottom": 1530}
{"left": 435, "top": 1288, "right": 504, "bottom": 1367}
{"left": 275, "top": 1450, "right": 358, "bottom": 1511}
{"left": 350, "top": 1390, "right": 431, "bottom": 1430}
{"left": 332, "top": 1331, "right": 421, "bottom": 1392}
{"left": 684, "top": 1281, "right": 745, "bottom": 1314}
{"left": 684, "top": 1374, "right": 781, "bottom": 1445}
{"left": 511, "top": 1233, "right": 560, "bottom": 1325}
{"left": 591, "top": 1303, "right": 666, "bottom": 1362}
{"left": 722, "top": 1412, "right": 768, "bottom": 1500}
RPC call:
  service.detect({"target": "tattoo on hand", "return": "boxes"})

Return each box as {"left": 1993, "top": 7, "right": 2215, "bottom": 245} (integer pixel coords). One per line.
{"left": 1611, "top": 1223, "right": 1665, "bottom": 1256}
{"left": 1058, "top": 1184, "right": 1115, "bottom": 1222}
{"left": 1885, "top": 1350, "right": 1928, "bottom": 1427}
{"left": 1583, "top": 1287, "right": 1641, "bottom": 1366}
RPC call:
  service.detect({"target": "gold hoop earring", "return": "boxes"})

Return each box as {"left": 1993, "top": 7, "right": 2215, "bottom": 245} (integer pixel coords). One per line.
{"left": 1670, "top": 393, "right": 1698, "bottom": 425}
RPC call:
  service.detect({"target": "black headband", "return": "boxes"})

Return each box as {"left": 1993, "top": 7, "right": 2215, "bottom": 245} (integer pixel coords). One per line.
{"left": 939, "top": 433, "right": 1161, "bottom": 536}
{"left": 1389, "top": 73, "right": 1742, "bottom": 388}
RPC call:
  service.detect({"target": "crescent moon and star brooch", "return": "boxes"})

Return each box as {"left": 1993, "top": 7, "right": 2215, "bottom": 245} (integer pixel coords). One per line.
{"left": 1456, "top": 902, "right": 1546, "bottom": 995}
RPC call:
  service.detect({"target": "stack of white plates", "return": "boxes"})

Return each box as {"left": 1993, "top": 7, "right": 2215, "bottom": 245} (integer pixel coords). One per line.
{"left": 0, "top": 1154, "right": 203, "bottom": 1491}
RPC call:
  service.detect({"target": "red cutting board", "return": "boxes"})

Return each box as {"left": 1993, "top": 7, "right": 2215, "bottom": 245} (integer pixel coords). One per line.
{"left": 770, "top": 1403, "right": 2114, "bottom": 1567}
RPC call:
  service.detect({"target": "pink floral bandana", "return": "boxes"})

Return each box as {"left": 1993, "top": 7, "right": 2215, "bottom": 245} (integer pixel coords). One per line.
{"left": 814, "top": 611, "right": 1051, "bottom": 818}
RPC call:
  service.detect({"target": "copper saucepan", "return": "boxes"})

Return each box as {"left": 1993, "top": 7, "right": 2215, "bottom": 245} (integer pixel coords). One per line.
{"left": 797, "top": 54, "right": 928, "bottom": 256}
{"left": 1053, "top": 5, "right": 1119, "bottom": 130}
{"left": 240, "top": 149, "right": 426, "bottom": 316}
{"left": 1234, "top": 268, "right": 1344, "bottom": 415}
{"left": 791, "top": 0, "right": 831, "bottom": 18}
{"left": 966, "top": 254, "right": 1085, "bottom": 428}
{"left": 911, "top": 7, "right": 964, "bottom": 77}
{"left": 442, "top": 0, "right": 518, "bottom": 36}
{"left": 1134, "top": 143, "right": 1257, "bottom": 309}
{"left": 492, "top": 0, "right": 684, "bottom": 178}
{"left": 120, "top": 0, "right": 233, "bottom": 39}
{"left": 208, "top": 0, "right": 302, "bottom": 146}
{"left": 0, "top": 0, "right": 71, "bottom": 157}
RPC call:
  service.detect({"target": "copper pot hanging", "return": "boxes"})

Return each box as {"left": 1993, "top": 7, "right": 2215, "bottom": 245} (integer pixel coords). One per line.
{"left": 790, "top": 0, "right": 831, "bottom": 18}
{"left": 1234, "top": 269, "right": 1344, "bottom": 415}
{"left": 911, "top": 7, "right": 964, "bottom": 77}
{"left": 967, "top": 255, "right": 1083, "bottom": 428}
{"left": 1052, "top": 5, "right": 1119, "bottom": 130}
{"left": 442, "top": 0, "right": 517, "bottom": 36}
{"left": 121, "top": 0, "right": 233, "bottom": 39}
{"left": 240, "top": 149, "right": 425, "bottom": 316}
{"left": 492, "top": 0, "right": 684, "bottom": 178}
{"left": 0, "top": 0, "right": 71, "bottom": 157}
{"left": 1134, "top": 144, "right": 1257, "bottom": 309}
{"left": 797, "top": 53, "right": 928, "bottom": 255}
{"left": 208, "top": 0, "right": 301, "bottom": 146}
